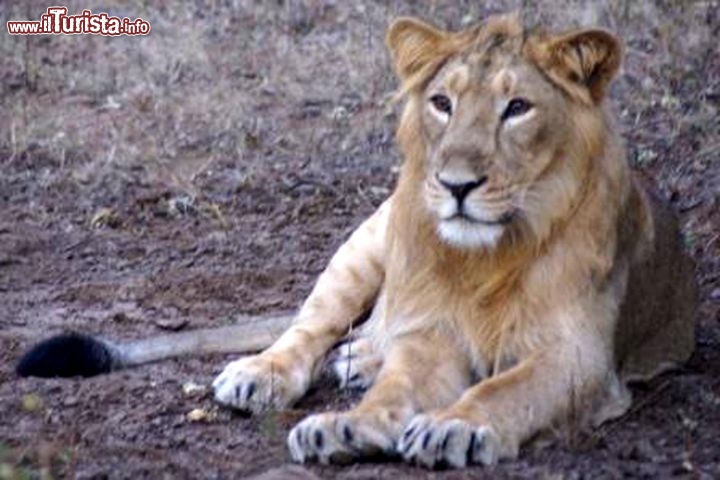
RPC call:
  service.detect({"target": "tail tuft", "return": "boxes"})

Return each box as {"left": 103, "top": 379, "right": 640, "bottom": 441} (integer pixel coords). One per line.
{"left": 16, "top": 333, "right": 117, "bottom": 378}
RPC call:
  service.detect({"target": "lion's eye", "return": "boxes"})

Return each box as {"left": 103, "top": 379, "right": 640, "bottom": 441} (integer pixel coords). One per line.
{"left": 501, "top": 98, "right": 533, "bottom": 122}
{"left": 429, "top": 94, "right": 453, "bottom": 115}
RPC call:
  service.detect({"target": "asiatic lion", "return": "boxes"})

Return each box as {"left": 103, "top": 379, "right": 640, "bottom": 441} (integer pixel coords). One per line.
{"left": 17, "top": 13, "right": 696, "bottom": 469}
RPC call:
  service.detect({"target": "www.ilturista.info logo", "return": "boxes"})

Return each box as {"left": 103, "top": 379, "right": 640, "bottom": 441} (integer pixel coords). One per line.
{"left": 7, "top": 6, "right": 150, "bottom": 36}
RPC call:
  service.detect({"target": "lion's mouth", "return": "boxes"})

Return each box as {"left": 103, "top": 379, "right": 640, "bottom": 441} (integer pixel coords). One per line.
{"left": 446, "top": 210, "right": 515, "bottom": 226}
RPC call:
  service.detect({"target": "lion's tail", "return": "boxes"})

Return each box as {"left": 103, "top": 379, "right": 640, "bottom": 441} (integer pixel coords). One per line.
{"left": 15, "top": 314, "right": 293, "bottom": 378}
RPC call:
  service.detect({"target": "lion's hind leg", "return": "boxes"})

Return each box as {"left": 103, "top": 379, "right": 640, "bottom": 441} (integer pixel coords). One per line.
{"left": 331, "top": 335, "right": 383, "bottom": 390}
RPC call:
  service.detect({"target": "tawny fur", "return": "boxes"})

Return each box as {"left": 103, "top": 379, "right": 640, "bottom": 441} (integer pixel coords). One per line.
{"left": 213, "top": 13, "right": 696, "bottom": 468}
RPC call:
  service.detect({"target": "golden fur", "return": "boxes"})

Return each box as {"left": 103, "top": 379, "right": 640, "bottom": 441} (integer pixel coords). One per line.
{"left": 213, "top": 13, "right": 696, "bottom": 468}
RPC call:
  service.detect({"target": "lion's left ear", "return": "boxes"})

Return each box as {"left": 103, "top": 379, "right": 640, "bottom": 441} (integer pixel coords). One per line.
{"left": 530, "top": 29, "right": 622, "bottom": 104}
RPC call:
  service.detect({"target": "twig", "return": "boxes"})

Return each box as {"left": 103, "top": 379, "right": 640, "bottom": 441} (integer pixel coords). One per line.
{"left": 679, "top": 200, "right": 703, "bottom": 213}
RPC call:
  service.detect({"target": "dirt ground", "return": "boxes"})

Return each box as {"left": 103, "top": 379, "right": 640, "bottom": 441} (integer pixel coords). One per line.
{"left": 1, "top": 1, "right": 718, "bottom": 478}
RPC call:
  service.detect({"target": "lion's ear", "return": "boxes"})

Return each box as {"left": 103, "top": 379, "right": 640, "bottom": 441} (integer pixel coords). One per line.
{"left": 386, "top": 17, "right": 447, "bottom": 81}
{"left": 531, "top": 29, "right": 622, "bottom": 104}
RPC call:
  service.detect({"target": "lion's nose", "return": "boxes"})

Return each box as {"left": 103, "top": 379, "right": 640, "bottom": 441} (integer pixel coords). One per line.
{"left": 437, "top": 174, "right": 488, "bottom": 202}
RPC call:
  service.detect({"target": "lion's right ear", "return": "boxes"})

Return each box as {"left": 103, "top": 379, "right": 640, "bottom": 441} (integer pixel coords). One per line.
{"left": 386, "top": 18, "right": 447, "bottom": 81}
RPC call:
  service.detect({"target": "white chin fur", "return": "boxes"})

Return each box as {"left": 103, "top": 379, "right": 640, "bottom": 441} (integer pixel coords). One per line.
{"left": 438, "top": 219, "right": 505, "bottom": 249}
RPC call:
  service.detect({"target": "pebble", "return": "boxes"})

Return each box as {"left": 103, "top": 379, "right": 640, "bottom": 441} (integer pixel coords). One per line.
{"left": 182, "top": 381, "right": 208, "bottom": 397}
{"left": 186, "top": 408, "right": 215, "bottom": 422}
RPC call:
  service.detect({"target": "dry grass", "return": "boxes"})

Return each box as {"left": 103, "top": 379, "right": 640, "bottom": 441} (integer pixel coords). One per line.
{"left": 2, "top": 3, "right": 714, "bottom": 171}
{"left": 3, "top": 0, "right": 716, "bottom": 279}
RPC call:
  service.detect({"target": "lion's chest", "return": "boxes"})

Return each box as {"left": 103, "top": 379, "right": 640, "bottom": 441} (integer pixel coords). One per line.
{"left": 376, "top": 266, "right": 535, "bottom": 363}
{"left": 376, "top": 245, "right": 572, "bottom": 370}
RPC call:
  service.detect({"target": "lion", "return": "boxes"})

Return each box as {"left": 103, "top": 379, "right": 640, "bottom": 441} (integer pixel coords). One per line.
{"left": 17, "top": 13, "right": 696, "bottom": 469}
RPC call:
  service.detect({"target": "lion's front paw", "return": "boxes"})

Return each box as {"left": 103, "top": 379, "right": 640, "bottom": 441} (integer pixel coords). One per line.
{"left": 287, "top": 411, "right": 396, "bottom": 464}
{"left": 331, "top": 337, "right": 382, "bottom": 390}
{"left": 212, "top": 353, "right": 308, "bottom": 413}
{"left": 397, "top": 414, "right": 500, "bottom": 468}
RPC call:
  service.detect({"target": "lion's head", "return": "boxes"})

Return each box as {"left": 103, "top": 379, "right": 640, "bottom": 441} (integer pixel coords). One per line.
{"left": 386, "top": 14, "right": 623, "bottom": 250}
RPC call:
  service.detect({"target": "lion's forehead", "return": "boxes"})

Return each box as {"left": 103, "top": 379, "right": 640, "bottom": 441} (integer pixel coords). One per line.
{"left": 444, "top": 64, "right": 470, "bottom": 95}
{"left": 431, "top": 50, "right": 557, "bottom": 110}
{"left": 433, "top": 58, "right": 528, "bottom": 99}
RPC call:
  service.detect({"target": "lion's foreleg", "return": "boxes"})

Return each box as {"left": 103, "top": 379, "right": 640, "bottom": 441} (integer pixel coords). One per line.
{"left": 287, "top": 329, "right": 472, "bottom": 463}
{"left": 213, "top": 200, "right": 391, "bottom": 412}
{"left": 398, "top": 327, "right": 613, "bottom": 468}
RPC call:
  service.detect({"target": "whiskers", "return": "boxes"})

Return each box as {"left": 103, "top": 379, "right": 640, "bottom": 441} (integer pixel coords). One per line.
{"left": 508, "top": 181, "right": 563, "bottom": 243}
{"left": 464, "top": 184, "right": 520, "bottom": 221}
{"left": 424, "top": 177, "right": 555, "bottom": 248}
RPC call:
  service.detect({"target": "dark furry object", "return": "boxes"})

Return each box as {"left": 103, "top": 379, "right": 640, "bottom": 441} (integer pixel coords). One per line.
{"left": 16, "top": 333, "right": 115, "bottom": 378}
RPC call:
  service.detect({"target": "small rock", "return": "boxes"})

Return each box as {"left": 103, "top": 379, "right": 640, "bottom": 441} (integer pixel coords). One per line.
{"left": 21, "top": 393, "right": 44, "bottom": 412}
{"left": 186, "top": 408, "right": 215, "bottom": 422}
{"left": 182, "top": 382, "right": 207, "bottom": 397}
{"left": 90, "top": 208, "right": 121, "bottom": 229}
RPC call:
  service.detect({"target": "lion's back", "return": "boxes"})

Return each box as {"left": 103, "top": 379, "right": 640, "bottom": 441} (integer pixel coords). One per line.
{"left": 614, "top": 177, "right": 697, "bottom": 382}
